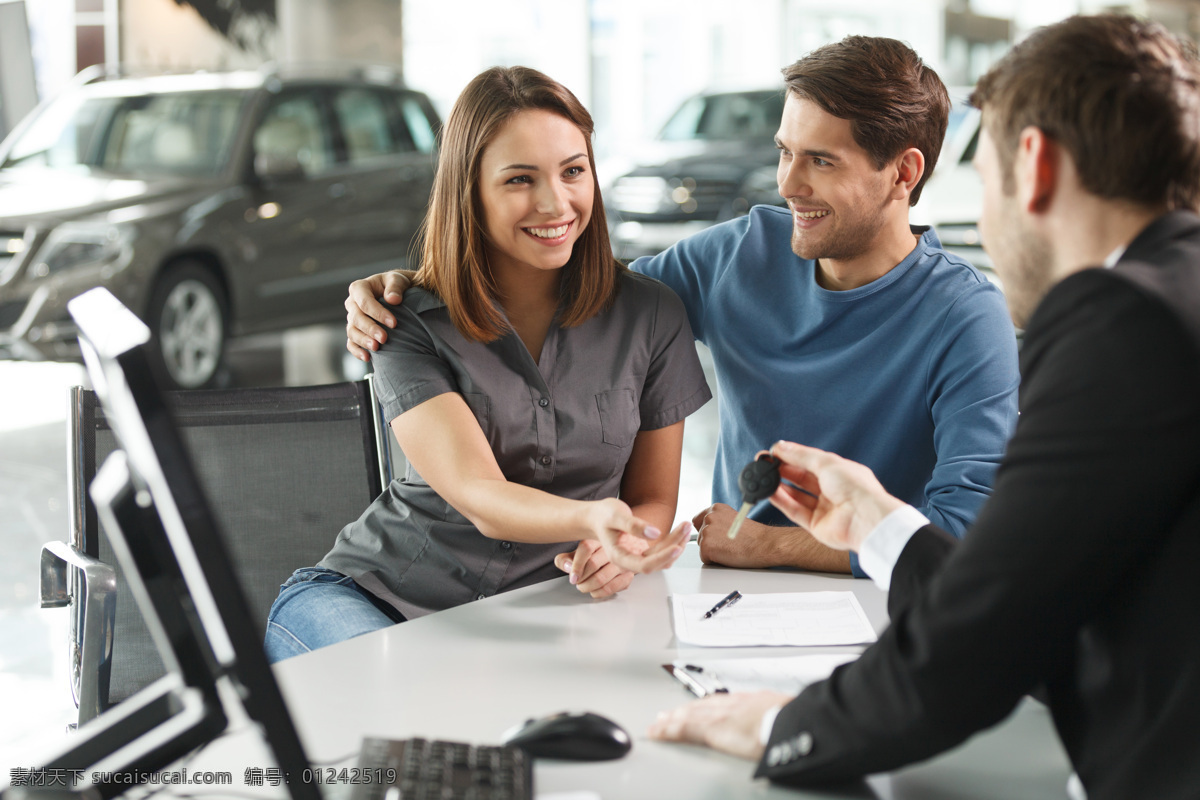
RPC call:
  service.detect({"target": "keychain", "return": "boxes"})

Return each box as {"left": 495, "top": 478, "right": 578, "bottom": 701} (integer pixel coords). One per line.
{"left": 726, "top": 454, "right": 781, "bottom": 539}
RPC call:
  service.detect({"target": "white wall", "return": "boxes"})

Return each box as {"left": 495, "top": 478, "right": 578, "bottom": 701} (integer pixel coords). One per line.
{"left": 0, "top": 1, "right": 39, "bottom": 134}
{"left": 402, "top": 0, "right": 591, "bottom": 121}
{"left": 279, "top": 0, "right": 402, "bottom": 67}
{"left": 23, "top": 0, "right": 75, "bottom": 100}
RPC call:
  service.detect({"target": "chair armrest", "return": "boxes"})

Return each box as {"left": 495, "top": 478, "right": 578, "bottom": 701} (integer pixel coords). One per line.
{"left": 39, "top": 540, "right": 118, "bottom": 722}
{"left": 40, "top": 540, "right": 114, "bottom": 608}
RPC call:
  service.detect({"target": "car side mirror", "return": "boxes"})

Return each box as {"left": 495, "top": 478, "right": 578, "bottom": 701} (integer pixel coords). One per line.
{"left": 254, "top": 152, "right": 306, "bottom": 182}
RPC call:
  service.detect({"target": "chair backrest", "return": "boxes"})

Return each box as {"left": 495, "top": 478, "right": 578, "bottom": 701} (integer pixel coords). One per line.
{"left": 67, "top": 378, "right": 391, "bottom": 714}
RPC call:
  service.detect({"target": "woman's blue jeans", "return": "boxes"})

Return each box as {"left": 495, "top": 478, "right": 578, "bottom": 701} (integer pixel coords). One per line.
{"left": 264, "top": 567, "right": 406, "bottom": 663}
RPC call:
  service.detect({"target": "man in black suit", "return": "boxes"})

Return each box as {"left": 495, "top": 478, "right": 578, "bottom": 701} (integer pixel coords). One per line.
{"left": 648, "top": 14, "right": 1200, "bottom": 800}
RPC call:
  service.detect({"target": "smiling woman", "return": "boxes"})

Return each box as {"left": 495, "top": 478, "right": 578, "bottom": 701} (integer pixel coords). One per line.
{"left": 480, "top": 112, "right": 592, "bottom": 275}
{"left": 263, "top": 67, "right": 712, "bottom": 662}
{"left": 477, "top": 110, "right": 594, "bottom": 358}
{"left": 414, "top": 67, "right": 620, "bottom": 344}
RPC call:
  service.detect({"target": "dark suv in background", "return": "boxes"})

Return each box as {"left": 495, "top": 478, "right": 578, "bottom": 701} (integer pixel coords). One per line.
{"left": 605, "top": 88, "right": 785, "bottom": 261}
{"left": 0, "top": 65, "right": 439, "bottom": 388}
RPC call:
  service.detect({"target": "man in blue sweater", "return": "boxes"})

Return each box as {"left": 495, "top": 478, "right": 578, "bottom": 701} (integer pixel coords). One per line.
{"left": 344, "top": 37, "right": 1018, "bottom": 580}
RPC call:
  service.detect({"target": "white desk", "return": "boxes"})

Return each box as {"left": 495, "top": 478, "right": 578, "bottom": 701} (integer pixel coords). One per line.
{"left": 249, "top": 546, "right": 1072, "bottom": 800}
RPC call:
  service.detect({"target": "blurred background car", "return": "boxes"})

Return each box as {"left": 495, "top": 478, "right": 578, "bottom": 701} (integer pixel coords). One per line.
{"left": 0, "top": 65, "right": 439, "bottom": 389}
{"left": 604, "top": 88, "right": 786, "bottom": 261}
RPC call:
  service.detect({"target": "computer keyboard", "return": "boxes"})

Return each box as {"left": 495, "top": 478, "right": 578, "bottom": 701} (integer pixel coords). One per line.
{"left": 348, "top": 736, "right": 533, "bottom": 800}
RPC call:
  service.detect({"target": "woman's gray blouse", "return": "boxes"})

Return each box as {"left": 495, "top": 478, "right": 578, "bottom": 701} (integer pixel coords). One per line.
{"left": 319, "top": 270, "right": 711, "bottom": 619}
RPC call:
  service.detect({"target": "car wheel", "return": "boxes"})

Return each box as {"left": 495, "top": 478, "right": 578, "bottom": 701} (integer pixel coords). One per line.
{"left": 147, "top": 262, "right": 227, "bottom": 390}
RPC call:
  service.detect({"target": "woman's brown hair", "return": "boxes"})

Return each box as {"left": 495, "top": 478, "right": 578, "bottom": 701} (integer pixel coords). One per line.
{"left": 414, "top": 66, "right": 624, "bottom": 342}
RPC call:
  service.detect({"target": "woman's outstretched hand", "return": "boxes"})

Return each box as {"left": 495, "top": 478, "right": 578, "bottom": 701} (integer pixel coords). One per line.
{"left": 590, "top": 498, "right": 690, "bottom": 572}
{"left": 553, "top": 499, "right": 689, "bottom": 597}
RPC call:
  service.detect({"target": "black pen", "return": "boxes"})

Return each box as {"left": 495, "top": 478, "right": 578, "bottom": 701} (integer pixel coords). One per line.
{"left": 701, "top": 590, "right": 742, "bottom": 620}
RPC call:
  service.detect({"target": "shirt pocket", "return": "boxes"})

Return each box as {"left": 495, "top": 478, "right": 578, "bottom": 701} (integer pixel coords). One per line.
{"left": 595, "top": 388, "right": 640, "bottom": 448}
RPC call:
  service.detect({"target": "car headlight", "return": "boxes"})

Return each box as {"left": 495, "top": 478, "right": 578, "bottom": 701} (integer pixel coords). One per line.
{"left": 609, "top": 176, "right": 670, "bottom": 214}
{"left": 28, "top": 223, "right": 135, "bottom": 279}
{"left": 0, "top": 232, "right": 29, "bottom": 285}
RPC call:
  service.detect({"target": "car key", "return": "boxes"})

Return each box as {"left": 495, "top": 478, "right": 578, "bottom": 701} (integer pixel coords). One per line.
{"left": 726, "top": 454, "right": 781, "bottom": 539}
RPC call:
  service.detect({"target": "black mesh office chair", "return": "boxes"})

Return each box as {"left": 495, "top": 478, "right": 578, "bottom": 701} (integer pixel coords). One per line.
{"left": 40, "top": 378, "right": 393, "bottom": 725}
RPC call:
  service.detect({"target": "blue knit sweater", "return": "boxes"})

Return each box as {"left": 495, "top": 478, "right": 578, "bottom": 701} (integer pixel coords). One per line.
{"left": 633, "top": 205, "right": 1019, "bottom": 576}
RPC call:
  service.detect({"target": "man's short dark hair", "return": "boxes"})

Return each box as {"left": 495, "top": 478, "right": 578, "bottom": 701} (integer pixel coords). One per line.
{"left": 783, "top": 36, "right": 950, "bottom": 206}
{"left": 972, "top": 13, "right": 1200, "bottom": 210}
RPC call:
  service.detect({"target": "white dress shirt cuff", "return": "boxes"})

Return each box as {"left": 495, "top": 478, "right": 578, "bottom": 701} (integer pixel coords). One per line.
{"left": 759, "top": 704, "right": 784, "bottom": 746}
{"left": 857, "top": 505, "right": 930, "bottom": 591}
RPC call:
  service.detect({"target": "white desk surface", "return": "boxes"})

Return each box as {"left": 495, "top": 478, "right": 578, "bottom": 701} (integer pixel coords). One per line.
{"left": 209, "top": 544, "right": 1070, "bottom": 800}
{"left": 172, "top": 546, "right": 1068, "bottom": 800}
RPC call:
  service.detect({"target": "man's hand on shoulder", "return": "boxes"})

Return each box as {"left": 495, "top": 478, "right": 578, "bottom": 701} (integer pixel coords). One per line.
{"left": 345, "top": 269, "right": 415, "bottom": 361}
{"left": 692, "top": 504, "right": 852, "bottom": 574}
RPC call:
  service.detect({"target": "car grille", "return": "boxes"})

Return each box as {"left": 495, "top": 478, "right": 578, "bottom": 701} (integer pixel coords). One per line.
{"left": 686, "top": 180, "right": 738, "bottom": 216}
{"left": 610, "top": 176, "right": 739, "bottom": 221}
{"left": 0, "top": 299, "right": 26, "bottom": 330}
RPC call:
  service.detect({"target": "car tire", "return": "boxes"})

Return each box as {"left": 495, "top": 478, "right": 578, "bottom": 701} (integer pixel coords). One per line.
{"left": 146, "top": 262, "right": 228, "bottom": 390}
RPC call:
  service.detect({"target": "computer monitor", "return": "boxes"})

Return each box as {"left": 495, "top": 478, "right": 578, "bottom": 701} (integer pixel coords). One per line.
{"left": 6, "top": 287, "right": 320, "bottom": 800}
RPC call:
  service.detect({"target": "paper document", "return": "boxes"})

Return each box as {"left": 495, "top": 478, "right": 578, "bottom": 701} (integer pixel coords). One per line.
{"left": 670, "top": 591, "right": 877, "bottom": 647}
{"left": 665, "top": 653, "right": 860, "bottom": 696}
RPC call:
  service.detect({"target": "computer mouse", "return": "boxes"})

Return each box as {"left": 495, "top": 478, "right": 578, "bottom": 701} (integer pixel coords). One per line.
{"left": 501, "top": 710, "right": 632, "bottom": 761}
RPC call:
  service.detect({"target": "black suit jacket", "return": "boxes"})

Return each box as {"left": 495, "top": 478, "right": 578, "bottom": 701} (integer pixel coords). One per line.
{"left": 755, "top": 211, "right": 1200, "bottom": 800}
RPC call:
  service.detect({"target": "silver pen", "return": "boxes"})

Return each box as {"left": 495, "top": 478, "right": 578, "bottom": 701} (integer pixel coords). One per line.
{"left": 684, "top": 664, "right": 729, "bottom": 693}
{"left": 668, "top": 664, "right": 709, "bottom": 697}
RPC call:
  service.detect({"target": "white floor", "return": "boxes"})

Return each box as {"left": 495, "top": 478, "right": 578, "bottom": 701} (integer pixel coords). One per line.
{"left": 0, "top": 339, "right": 719, "bottom": 777}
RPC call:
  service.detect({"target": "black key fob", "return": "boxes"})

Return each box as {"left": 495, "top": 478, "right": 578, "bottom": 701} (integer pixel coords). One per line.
{"left": 738, "top": 454, "right": 781, "bottom": 503}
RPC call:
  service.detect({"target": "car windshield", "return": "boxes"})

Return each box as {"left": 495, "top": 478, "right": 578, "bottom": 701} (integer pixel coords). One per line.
{"left": 658, "top": 91, "right": 784, "bottom": 142}
{"left": 2, "top": 88, "right": 246, "bottom": 177}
